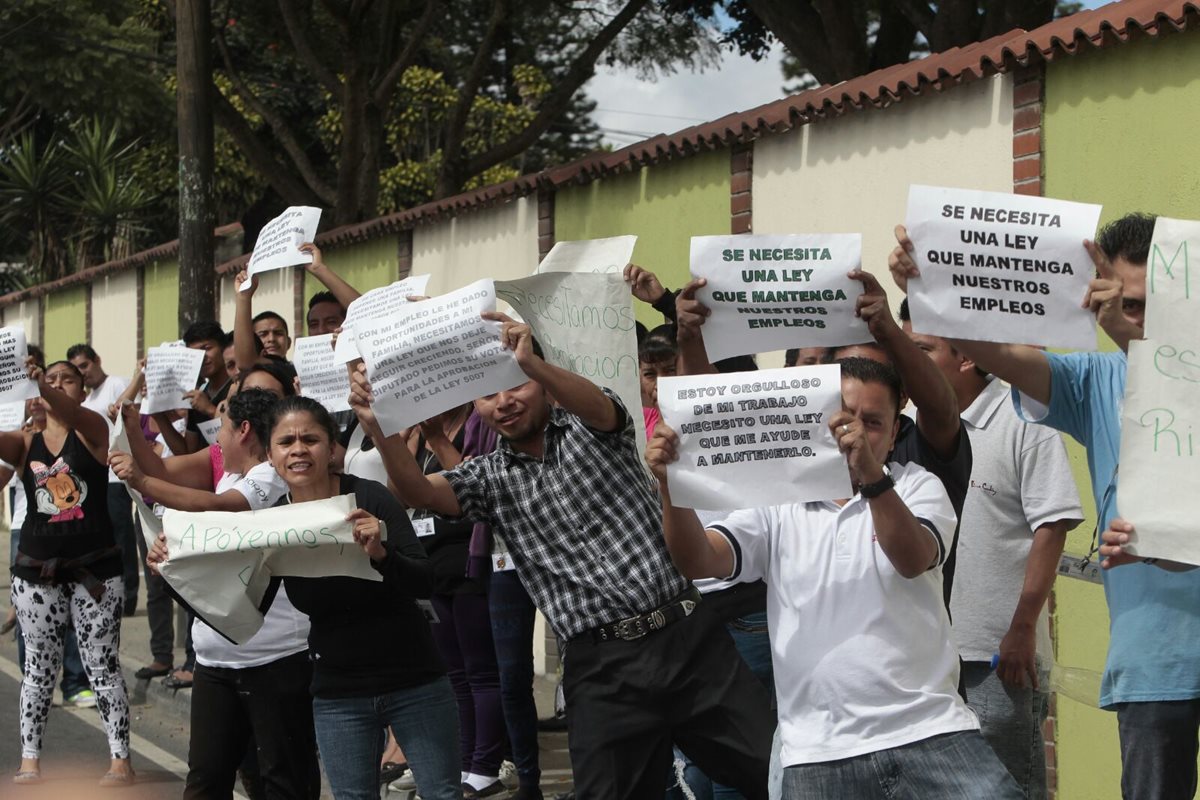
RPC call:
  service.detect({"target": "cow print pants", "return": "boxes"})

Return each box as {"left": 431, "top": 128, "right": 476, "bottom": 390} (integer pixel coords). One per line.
{"left": 11, "top": 575, "right": 130, "bottom": 760}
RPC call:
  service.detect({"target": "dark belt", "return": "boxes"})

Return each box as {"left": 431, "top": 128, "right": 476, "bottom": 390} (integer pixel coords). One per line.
{"left": 589, "top": 586, "right": 702, "bottom": 643}
{"left": 13, "top": 547, "right": 121, "bottom": 600}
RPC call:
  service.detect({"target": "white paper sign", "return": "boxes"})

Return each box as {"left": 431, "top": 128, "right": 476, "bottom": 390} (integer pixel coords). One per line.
{"left": 294, "top": 334, "right": 351, "bottom": 413}
{"left": 496, "top": 272, "right": 646, "bottom": 451}
{"left": 658, "top": 365, "right": 850, "bottom": 510}
{"left": 159, "top": 494, "right": 381, "bottom": 643}
{"left": 355, "top": 279, "right": 527, "bottom": 437}
{"left": 142, "top": 344, "right": 205, "bottom": 415}
{"left": 1118, "top": 217, "right": 1200, "bottom": 565}
{"left": 333, "top": 274, "right": 432, "bottom": 362}
{"left": 198, "top": 417, "right": 223, "bottom": 446}
{"left": 0, "top": 400, "right": 27, "bottom": 432}
{"left": 690, "top": 235, "right": 869, "bottom": 362}
{"left": 904, "top": 185, "right": 1102, "bottom": 350}
{"left": 536, "top": 235, "right": 637, "bottom": 275}
{"left": 109, "top": 410, "right": 163, "bottom": 544}
{"left": 240, "top": 206, "right": 322, "bottom": 291}
{"left": 0, "top": 326, "right": 39, "bottom": 405}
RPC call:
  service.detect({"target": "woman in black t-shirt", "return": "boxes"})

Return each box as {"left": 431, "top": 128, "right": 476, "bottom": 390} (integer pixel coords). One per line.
{"left": 0, "top": 359, "right": 132, "bottom": 787}
{"left": 262, "top": 395, "right": 461, "bottom": 800}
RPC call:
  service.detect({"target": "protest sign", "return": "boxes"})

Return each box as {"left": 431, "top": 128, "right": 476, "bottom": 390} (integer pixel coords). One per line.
{"left": 658, "top": 365, "right": 850, "bottom": 510}
{"left": 109, "top": 410, "right": 163, "bottom": 546}
{"left": 0, "top": 326, "right": 39, "bottom": 405}
{"left": 535, "top": 235, "right": 637, "bottom": 275}
{"left": 160, "top": 494, "right": 380, "bottom": 643}
{"left": 497, "top": 271, "right": 645, "bottom": 450}
{"left": 0, "top": 401, "right": 26, "bottom": 432}
{"left": 142, "top": 344, "right": 205, "bottom": 414}
{"left": 295, "top": 334, "right": 351, "bottom": 413}
{"left": 332, "top": 274, "right": 432, "bottom": 362}
{"left": 198, "top": 417, "right": 222, "bottom": 446}
{"left": 1118, "top": 217, "right": 1200, "bottom": 565}
{"left": 239, "top": 206, "right": 322, "bottom": 291}
{"left": 904, "top": 185, "right": 1102, "bottom": 350}
{"left": 690, "top": 235, "right": 869, "bottom": 362}
{"left": 355, "top": 279, "right": 527, "bottom": 437}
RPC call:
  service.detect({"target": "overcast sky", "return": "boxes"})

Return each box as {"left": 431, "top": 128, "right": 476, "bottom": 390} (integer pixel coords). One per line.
{"left": 585, "top": 0, "right": 1112, "bottom": 148}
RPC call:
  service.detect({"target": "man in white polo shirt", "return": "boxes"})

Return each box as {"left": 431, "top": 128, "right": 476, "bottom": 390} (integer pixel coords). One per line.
{"left": 646, "top": 357, "right": 1022, "bottom": 799}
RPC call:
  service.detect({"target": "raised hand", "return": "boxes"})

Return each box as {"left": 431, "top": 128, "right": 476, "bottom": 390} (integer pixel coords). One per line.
{"left": 481, "top": 311, "right": 536, "bottom": 368}
{"left": 887, "top": 224, "right": 919, "bottom": 293}
{"left": 675, "top": 278, "right": 711, "bottom": 342}
{"left": 829, "top": 410, "right": 883, "bottom": 486}
{"left": 347, "top": 508, "right": 387, "bottom": 561}
{"left": 849, "top": 270, "right": 901, "bottom": 345}
{"left": 644, "top": 423, "right": 680, "bottom": 485}
{"left": 624, "top": 263, "right": 666, "bottom": 305}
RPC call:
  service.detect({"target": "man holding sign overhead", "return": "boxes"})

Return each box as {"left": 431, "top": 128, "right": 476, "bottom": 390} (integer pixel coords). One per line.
{"left": 349, "top": 312, "right": 774, "bottom": 799}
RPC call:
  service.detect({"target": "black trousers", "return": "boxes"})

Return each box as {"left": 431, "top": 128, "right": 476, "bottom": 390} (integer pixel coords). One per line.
{"left": 184, "top": 651, "right": 320, "bottom": 800}
{"left": 134, "top": 515, "right": 174, "bottom": 664}
{"left": 564, "top": 602, "right": 774, "bottom": 800}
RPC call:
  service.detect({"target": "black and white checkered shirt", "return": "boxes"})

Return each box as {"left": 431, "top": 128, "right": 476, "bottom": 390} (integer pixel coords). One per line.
{"left": 442, "top": 390, "right": 688, "bottom": 639}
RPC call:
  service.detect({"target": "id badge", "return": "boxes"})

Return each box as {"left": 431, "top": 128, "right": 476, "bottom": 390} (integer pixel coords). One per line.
{"left": 492, "top": 552, "right": 517, "bottom": 572}
{"left": 413, "top": 518, "right": 436, "bottom": 538}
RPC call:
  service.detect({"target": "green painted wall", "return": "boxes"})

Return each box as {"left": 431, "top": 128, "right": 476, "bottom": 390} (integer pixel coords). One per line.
{"left": 1044, "top": 26, "right": 1200, "bottom": 800}
{"left": 143, "top": 259, "right": 180, "bottom": 349}
{"left": 42, "top": 286, "right": 88, "bottom": 361}
{"left": 554, "top": 150, "right": 731, "bottom": 326}
{"left": 303, "top": 235, "right": 399, "bottom": 326}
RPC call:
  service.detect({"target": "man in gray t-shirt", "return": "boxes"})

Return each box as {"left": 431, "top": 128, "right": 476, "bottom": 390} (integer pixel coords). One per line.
{"left": 900, "top": 301, "right": 1083, "bottom": 800}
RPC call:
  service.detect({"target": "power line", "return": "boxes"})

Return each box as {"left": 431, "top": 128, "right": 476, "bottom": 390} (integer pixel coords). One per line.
{"left": 595, "top": 108, "right": 706, "bottom": 123}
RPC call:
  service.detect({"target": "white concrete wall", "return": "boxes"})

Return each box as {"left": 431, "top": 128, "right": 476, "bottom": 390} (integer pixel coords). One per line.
{"left": 219, "top": 269, "right": 298, "bottom": 358}
{"left": 2, "top": 299, "right": 41, "bottom": 348}
{"left": 754, "top": 73, "right": 1015, "bottom": 316}
{"left": 91, "top": 270, "right": 139, "bottom": 379}
{"left": 413, "top": 197, "right": 539, "bottom": 296}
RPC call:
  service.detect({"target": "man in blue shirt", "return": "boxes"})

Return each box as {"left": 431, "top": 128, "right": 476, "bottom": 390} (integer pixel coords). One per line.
{"left": 892, "top": 212, "right": 1200, "bottom": 800}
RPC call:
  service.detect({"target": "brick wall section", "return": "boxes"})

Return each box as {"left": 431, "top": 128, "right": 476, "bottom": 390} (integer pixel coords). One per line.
{"left": 731, "top": 143, "right": 753, "bottom": 234}
{"left": 1012, "top": 66, "right": 1044, "bottom": 197}
{"left": 537, "top": 188, "right": 555, "bottom": 261}
{"left": 397, "top": 230, "right": 413, "bottom": 279}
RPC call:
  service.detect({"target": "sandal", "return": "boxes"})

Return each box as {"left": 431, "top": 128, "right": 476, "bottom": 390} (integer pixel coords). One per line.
{"left": 380, "top": 761, "right": 409, "bottom": 783}
{"left": 163, "top": 671, "right": 193, "bottom": 690}
{"left": 100, "top": 768, "right": 136, "bottom": 787}
{"left": 13, "top": 770, "right": 42, "bottom": 785}
{"left": 135, "top": 662, "right": 173, "bottom": 680}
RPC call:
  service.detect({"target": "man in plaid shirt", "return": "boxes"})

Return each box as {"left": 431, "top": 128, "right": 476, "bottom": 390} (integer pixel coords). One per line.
{"left": 350, "top": 312, "right": 773, "bottom": 800}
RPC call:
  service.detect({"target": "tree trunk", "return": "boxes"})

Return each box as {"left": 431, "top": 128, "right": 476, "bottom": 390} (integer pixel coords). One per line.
{"left": 176, "top": 0, "right": 216, "bottom": 333}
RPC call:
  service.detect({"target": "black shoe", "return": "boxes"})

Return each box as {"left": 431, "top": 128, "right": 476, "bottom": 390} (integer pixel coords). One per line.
{"left": 123, "top": 598, "right": 138, "bottom": 617}
{"left": 379, "top": 761, "right": 408, "bottom": 783}
{"left": 463, "top": 779, "right": 509, "bottom": 798}
{"left": 536, "top": 714, "right": 568, "bottom": 732}
{"left": 134, "top": 662, "right": 173, "bottom": 680}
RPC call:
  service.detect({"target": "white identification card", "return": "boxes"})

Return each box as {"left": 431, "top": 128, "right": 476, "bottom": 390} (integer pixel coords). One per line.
{"left": 491, "top": 552, "right": 517, "bottom": 572}
{"left": 413, "top": 517, "right": 436, "bottom": 538}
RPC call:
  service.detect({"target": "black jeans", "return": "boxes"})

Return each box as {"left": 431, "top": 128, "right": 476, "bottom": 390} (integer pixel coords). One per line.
{"left": 108, "top": 483, "right": 139, "bottom": 604}
{"left": 1116, "top": 699, "right": 1200, "bottom": 800}
{"left": 134, "top": 515, "right": 174, "bottom": 664}
{"left": 184, "top": 651, "right": 320, "bottom": 800}
{"left": 564, "top": 602, "right": 773, "bottom": 800}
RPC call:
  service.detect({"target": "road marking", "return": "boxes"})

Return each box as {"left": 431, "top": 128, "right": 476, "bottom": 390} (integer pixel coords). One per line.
{"left": 0, "top": 649, "right": 249, "bottom": 799}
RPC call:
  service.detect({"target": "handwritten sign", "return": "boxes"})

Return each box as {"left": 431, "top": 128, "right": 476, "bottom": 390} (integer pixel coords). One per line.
{"left": 657, "top": 365, "right": 850, "bottom": 510}
{"left": 295, "top": 334, "right": 351, "bottom": 413}
{"left": 240, "top": 206, "right": 322, "bottom": 291}
{"left": 332, "top": 274, "right": 432, "bottom": 362}
{"left": 159, "top": 494, "right": 380, "bottom": 643}
{"left": 142, "top": 344, "right": 205, "bottom": 415}
{"left": 690, "top": 235, "right": 869, "bottom": 362}
{"left": 109, "top": 411, "right": 163, "bottom": 546}
{"left": 355, "top": 279, "right": 527, "bottom": 437}
{"left": 904, "top": 185, "right": 1101, "bottom": 350}
{"left": 535, "top": 235, "right": 637, "bottom": 275}
{"left": 1118, "top": 217, "right": 1200, "bottom": 565}
{"left": 497, "top": 271, "right": 646, "bottom": 451}
{"left": 0, "top": 326, "right": 39, "bottom": 405}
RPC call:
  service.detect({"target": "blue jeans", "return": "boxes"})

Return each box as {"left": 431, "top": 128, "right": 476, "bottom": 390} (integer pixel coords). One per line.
{"left": 670, "top": 611, "right": 775, "bottom": 800}
{"left": 489, "top": 569, "right": 541, "bottom": 786}
{"left": 1115, "top": 699, "right": 1200, "bottom": 800}
{"left": 962, "top": 661, "right": 1048, "bottom": 799}
{"left": 781, "top": 731, "right": 1023, "bottom": 799}
{"left": 311, "top": 676, "right": 461, "bottom": 800}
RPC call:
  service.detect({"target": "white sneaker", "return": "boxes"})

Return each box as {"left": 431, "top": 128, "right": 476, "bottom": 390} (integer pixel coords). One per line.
{"left": 388, "top": 770, "right": 417, "bottom": 792}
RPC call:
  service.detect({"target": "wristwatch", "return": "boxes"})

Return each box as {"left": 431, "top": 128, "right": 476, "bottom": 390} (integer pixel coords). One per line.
{"left": 859, "top": 465, "right": 894, "bottom": 499}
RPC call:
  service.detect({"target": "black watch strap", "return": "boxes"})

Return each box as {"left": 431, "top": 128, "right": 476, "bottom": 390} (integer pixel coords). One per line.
{"left": 859, "top": 468, "right": 895, "bottom": 499}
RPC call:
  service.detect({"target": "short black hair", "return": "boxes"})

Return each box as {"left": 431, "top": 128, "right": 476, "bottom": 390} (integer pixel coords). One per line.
{"left": 183, "top": 321, "right": 226, "bottom": 347}
{"left": 715, "top": 354, "right": 757, "bottom": 373}
{"left": 307, "top": 291, "right": 342, "bottom": 312}
{"left": 227, "top": 387, "right": 279, "bottom": 446}
{"left": 898, "top": 298, "right": 911, "bottom": 322}
{"left": 252, "top": 310, "right": 289, "bottom": 336}
{"left": 267, "top": 395, "right": 338, "bottom": 445}
{"left": 638, "top": 324, "right": 677, "bottom": 365}
{"left": 27, "top": 344, "right": 45, "bottom": 369}
{"left": 45, "top": 360, "right": 84, "bottom": 380}
{"left": 837, "top": 356, "right": 902, "bottom": 418}
{"left": 1096, "top": 212, "right": 1158, "bottom": 266}
{"left": 785, "top": 348, "right": 799, "bottom": 367}
{"left": 66, "top": 344, "right": 98, "bottom": 362}
{"left": 238, "top": 360, "right": 297, "bottom": 396}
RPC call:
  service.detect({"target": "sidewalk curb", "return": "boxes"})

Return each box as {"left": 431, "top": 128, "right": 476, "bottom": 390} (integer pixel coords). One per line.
{"left": 121, "top": 654, "right": 193, "bottom": 723}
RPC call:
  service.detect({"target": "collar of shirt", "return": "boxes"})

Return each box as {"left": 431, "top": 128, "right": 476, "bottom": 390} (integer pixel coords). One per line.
{"left": 961, "top": 376, "right": 1007, "bottom": 431}
{"left": 495, "top": 406, "right": 572, "bottom": 463}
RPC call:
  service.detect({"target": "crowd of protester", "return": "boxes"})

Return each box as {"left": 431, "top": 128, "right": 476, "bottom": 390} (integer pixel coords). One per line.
{"left": 3, "top": 214, "right": 1195, "bottom": 800}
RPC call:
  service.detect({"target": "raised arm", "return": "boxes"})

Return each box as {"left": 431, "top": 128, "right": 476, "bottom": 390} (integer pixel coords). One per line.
{"left": 482, "top": 311, "right": 620, "bottom": 432}
{"left": 301, "top": 243, "right": 361, "bottom": 310}
{"left": 109, "top": 448, "right": 249, "bottom": 512}
{"left": 234, "top": 268, "right": 261, "bottom": 371}
{"left": 674, "top": 278, "right": 718, "bottom": 376}
{"left": 115, "top": 405, "right": 212, "bottom": 490}
{"left": 348, "top": 364, "right": 462, "bottom": 516}
{"left": 33, "top": 361, "right": 109, "bottom": 459}
{"left": 644, "top": 423, "right": 736, "bottom": 579}
{"left": 0, "top": 432, "right": 29, "bottom": 471}
{"left": 623, "top": 263, "right": 677, "bottom": 324}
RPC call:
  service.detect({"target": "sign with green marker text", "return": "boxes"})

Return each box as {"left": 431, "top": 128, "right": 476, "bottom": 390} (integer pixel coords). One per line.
{"left": 1118, "top": 217, "right": 1200, "bottom": 565}
{"left": 690, "top": 234, "right": 869, "bottom": 362}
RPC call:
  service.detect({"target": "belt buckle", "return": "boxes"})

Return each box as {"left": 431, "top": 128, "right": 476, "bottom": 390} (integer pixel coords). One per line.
{"left": 615, "top": 616, "right": 647, "bottom": 640}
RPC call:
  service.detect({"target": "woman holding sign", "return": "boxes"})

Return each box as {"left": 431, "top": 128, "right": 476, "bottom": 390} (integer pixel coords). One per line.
{"left": 262, "top": 395, "right": 462, "bottom": 800}
{"left": 0, "top": 359, "right": 132, "bottom": 786}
